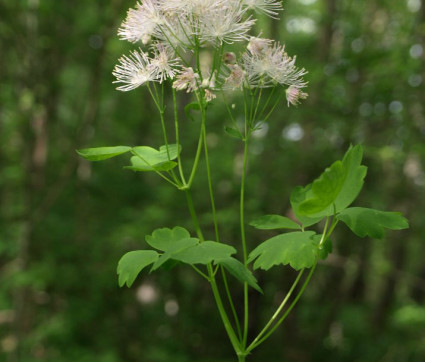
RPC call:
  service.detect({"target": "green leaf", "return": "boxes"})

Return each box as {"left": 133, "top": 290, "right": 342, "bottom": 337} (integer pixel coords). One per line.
{"left": 250, "top": 214, "right": 301, "bottom": 230}
{"left": 248, "top": 231, "right": 318, "bottom": 271}
{"left": 173, "top": 241, "right": 236, "bottom": 265}
{"left": 151, "top": 238, "right": 199, "bottom": 271}
{"left": 215, "top": 257, "right": 263, "bottom": 293}
{"left": 117, "top": 250, "right": 159, "bottom": 287}
{"left": 76, "top": 146, "right": 132, "bottom": 161}
{"left": 290, "top": 186, "right": 323, "bottom": 227}
{"left": 145, "top": 226, "right": 196, "bottom": 251}
{"left": 125, "top": 144, "right": 181, "bottom": 172}
{"left": 224, "top": 127, "right": 243, "bottom": 140}
{"left": 337, "top": 207, "right": 409, "bottom": 238}
{"left": 297, "top": 145, "right": 368, "bottom": 218}
{"left": 185, "top": 102, "right": 201, "bottom": 122}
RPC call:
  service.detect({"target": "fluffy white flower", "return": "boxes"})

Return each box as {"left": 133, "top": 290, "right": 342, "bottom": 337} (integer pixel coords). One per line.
{"left": 242, "top": 0, "right": 283, "bottom": 18}
{"left": 198, "top": 4, "right": 255, "bottom": 44}
{"left": 161, "top": 0, "right": 225, "bottom": 16}
{"left": 118, "top": 0, "right": 164, "bottom": 44}
{"left": 149, "top": 44, "right": 181, "bottom": 83}
{"left": 113, "top": 49, "right": 156, "bottom": 91}
{"left": 243, "top": 38, "right": 307, "bottom": 88}
{"left": 154, "top": 17, "right": 194, "bottom": 49}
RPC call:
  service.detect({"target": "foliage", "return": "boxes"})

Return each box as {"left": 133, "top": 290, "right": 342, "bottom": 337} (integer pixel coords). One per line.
{"left": 0, "top": 0, "right": 424, "bottom": 361}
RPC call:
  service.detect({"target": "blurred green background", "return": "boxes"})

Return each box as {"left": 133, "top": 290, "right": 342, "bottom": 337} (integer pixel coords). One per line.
{"left": 1, "top": 0, "right": 425, "bottom": 361}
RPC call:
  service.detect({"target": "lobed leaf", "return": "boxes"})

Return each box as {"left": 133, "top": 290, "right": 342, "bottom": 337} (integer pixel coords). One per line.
{"left": 172, "top": 241, "right": 236, "bottom": 265}
{"left": 290, "top": 186, "right": 323, "bottom": 227}
{"left": 117, "top": 250, "right": 159, "bottom": 288}
{"left": 337, "top": 207, "right": 409, "bottom": 238}
{"left": 76, "top": 146, "right": 132, "bottom": 161}
{"left": 250, "top": 214, "right": 301, "bottom": 230}
{"left": 215, "top": 257, "right": 263, "bottom": 293}
{"left": 151, "top": 238, "right": 199, "bottom": 271}
{"left": 145, "top": 226, "right": 196, "bottom": 251}
{"left": 248, "top": 231, "right": 318, "bottom": 271}
{"left": 296, "top": 145, "right": 367, "bottom": 218}
{"left": 125, "top": 144, "right": 181, "bottom": 172}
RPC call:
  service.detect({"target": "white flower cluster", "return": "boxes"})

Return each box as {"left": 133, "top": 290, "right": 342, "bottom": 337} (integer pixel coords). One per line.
{"left": 113, "top": 0, "right": 308, "bottom": 106}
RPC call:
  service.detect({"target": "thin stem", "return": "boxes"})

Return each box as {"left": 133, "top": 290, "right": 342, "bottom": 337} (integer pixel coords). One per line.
{"left": 208, "top": 264, "right": 243, "bottom": 356}
{"left": 221, "top": 267, "right": 243, "bottom": 340}
{"left": 247, "top": 269, "right": 305, "bottom": 351}
{"left": 241, "top": 137, "right": 250, "bottom": 347}
{"left": 185, "top": 190, "right": 204, "bottom": 240}
{"left": 262, "top": 88, "right": 286, "bottom": 123}
{"left": 201, "top": 105, "right": 220, "bottom": 243}
{"left": 247, "top": 262, "right": 318, "bottom": 352}
{"left": 131, "top": 150, "right": 179, "bottom": 188}
{"left": 185, "top": 188, "right": 241, "bottom": 355}
{"left": 147, "top": 84, "right": 181, "bottom": 185}
{"left": 252, "top": 87, "right": 263, "bottom": 126}
{"left": 186, "top": 119, "right": 204, "bottom": 189}
{"left": 200, "top": 91, "right": 242, "bottom": 343}
{"left": 191, "top": 265, "right": 210, "bottom": 280}
{"left": 172, "top": 88, "right": 187, "bottom": 185}
{"left": 259, "top": 86, "right": 276, "bottom": 118}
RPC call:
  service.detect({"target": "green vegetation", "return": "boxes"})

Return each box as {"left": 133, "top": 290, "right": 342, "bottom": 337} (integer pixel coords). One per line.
{"left": 1, "top": 0, "right": 424, "bottom": 361}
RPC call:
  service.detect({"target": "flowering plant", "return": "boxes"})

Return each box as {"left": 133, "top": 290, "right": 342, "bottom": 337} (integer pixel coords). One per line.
{"left": 77, "top": 1, "right": 408, "bottom": 360}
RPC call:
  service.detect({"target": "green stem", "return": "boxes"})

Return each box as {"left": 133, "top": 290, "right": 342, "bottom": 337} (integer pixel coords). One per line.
{"left": 201, "top": 104, "right": 220, "bottom": 243}
{"left": 131, "top": 150, "right": 179, "bottom": 188}
{"left": 247, "top": 269, "right": 305, "bottom": 352}
{"left": 221, "top": 267, "right": 243, "bottom": 340}
{"left": 199, "top": 92, "right": 243, "bottom": 344}
{"left": 186, "top": 112, "right": 205, "bottom": 189}
{"left": 185, "top": 189, "right": 241, "bottom": 356}
{"left": 208, "top": 264, "right": 243, "bottom": 356}
{"left": 241, "top": 136, "right": 250, "bottom": 347}
{"left": 262, "top": 88, "right": 286, "bottom": 123}
{"left": 185, "top": 190, "right": 204, "bottom": 240}
{"left": 191, "top": 265, "right": 210, "bottom": 280}
{"left": 146, "top": 83, "right": 181, "bottom": 185}
{"left": 172, "top": 88, "right": 187, "bottom": 185}
{"left": 247, "top": 262, "right": 318, "bottom": 352}
{"left": 259, "top": 87, "right": 276, "bottom": 118}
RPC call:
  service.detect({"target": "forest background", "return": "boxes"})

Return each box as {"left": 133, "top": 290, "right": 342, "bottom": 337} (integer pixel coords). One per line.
{"left": 1, "top": 0, "right": 424, "bottom": 361}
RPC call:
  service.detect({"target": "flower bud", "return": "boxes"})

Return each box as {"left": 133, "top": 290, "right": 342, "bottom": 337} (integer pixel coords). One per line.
{"left": 223, "top": 52, "right": 237, "bottom": 65}
{"left": 286, "top": 86, "right": 308, "bottom": 107}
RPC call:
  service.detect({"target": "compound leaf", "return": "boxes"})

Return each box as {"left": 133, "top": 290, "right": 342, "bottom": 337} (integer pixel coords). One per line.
{"left": 215, "top": 257, "right": 262, "bottom": 293}
{"left": 117, "top": 250, "right": 159, "bottom": 288}
{"left": 77, "top": 146, "right": 132, "bottom": 161}
{"left": 297, "top": 145, "right": 367, "bottom": 218}
{"left": 250, "top": 214, "right": 301, "bottom": 230}
{"left": 151, "top": 238, "right": 198, "bottom": 271}
{"left": 248, "top": 231, "right": 318, "bottom": 271}
{"left": 173, "top": 241, "right": 236, "bottom": 265}
{"left": 125, "top": 144, "right": 181, "bottom": 172}
{"left": 145, "top": 226, "right": 196, "bottom": 251}
{"left": 290, "top": 186, "right": 324, "bottom": 227}
{"left": 337, "top": 207, "right": 409, "bottom": 238}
